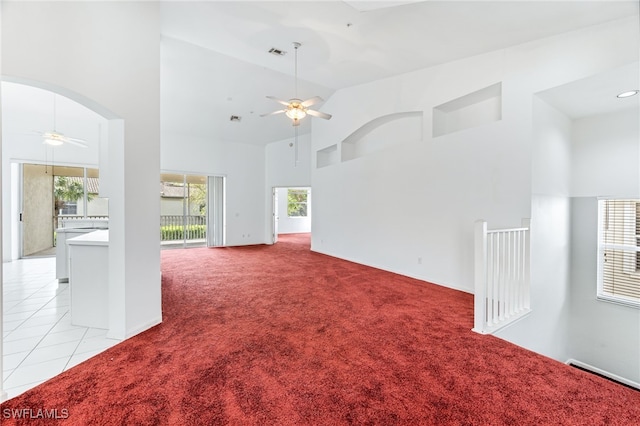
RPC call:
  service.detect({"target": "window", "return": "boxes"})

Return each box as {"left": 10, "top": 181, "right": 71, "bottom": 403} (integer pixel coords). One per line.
{"left": 59, "top": 202, "right": 77, "bottom": 215}
{"left": 53, "top": 169, "right": 104, "bottom": 219}
{"left": 287, "top": 189, "right": 308, "bottom": 217}
{"left": 597, "top": 199, "right": 640, "bottom": 307}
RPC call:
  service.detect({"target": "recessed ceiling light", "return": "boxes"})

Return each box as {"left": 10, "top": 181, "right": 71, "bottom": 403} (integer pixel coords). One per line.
{"left": 617, "top": 90, "right": 639, "bottom": 98}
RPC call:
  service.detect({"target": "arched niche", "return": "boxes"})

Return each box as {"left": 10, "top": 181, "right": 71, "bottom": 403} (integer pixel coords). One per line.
{"left": 340, "top": 111, "right": 423, "bottom": 163}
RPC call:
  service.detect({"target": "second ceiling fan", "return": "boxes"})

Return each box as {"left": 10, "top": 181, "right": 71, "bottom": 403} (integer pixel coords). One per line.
{"left": 261, "top": 42, "right": 332, "bottom": 126}
{"left": 36, "top": 94, "right": 88, "bottom": 148}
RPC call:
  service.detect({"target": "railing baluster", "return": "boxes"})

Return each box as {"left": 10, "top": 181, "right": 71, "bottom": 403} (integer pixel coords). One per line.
{"left": 486, "top": 233, "right": 491, "bottom": 325}
{"left": 518, "top": 229, "right": 523, "bottom": 312}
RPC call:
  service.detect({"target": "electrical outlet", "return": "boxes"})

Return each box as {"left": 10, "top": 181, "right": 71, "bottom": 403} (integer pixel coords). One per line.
{"left": 418, "top": 257, "right": 422, "bottom": 264}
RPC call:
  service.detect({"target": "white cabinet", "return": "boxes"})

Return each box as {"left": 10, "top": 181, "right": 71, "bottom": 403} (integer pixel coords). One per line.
{"left": 56, "top": 228, "right": 96, "bottom": 282}
{"left": 67, "top": 230, "right": 109, "bottom": 329}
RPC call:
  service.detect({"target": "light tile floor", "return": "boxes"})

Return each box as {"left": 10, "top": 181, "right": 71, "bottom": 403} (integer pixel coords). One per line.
{"left": 2, "top": 256, "right": 120, "bottom": 401}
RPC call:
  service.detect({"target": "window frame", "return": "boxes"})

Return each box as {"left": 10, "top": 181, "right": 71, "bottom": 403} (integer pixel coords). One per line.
{"left": 596, "top": 198, "right": 640, "bottom": 309}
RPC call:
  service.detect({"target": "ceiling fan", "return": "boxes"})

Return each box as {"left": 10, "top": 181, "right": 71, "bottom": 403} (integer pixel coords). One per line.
{"left": 261, "top": 42, "right": 332, "bottom": 127}
{"left": 35, "top": 94, "right": 88, "bottom": 148}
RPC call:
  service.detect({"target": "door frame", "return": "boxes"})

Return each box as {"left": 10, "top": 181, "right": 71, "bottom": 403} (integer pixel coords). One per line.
{"left": 271, "top": 186, "right": 312, "bottom": 244}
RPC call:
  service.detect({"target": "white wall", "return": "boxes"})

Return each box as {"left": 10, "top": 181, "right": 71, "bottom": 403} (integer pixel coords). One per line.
{"left": 311, "top": 17, "right": 638, "bottom": 295}
{"left": 2, "top": 2, "right": 162, "bottom": 339}
{"left": 311, "top": 16, "right": 638, "bottom": 371}
{"left": 311, "top": 53, "right": 527, "bottom": 292}
{"left": 496, "top": 98, "right": 573, "bottom": 362}
{"left": 276, "top": 187, "right": 311, "bottom": 234}
{"left": 266, "top": 134, "right": 312, "bottom": 187}
{"left": 567, "top": 107, "right": 640, "bottom": 385}
{"left": 571, "top": 108, "right": 640, "bottom": 197}
{"left": 161, "top": 131, "right": 266, "bottom": 246}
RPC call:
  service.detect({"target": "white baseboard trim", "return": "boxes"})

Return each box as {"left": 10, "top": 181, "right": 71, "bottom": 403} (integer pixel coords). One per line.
{"left": 566, "top": 358, "right": 640, "bottom": 390}
{"left": 125, "top": 316, "right": 163, "bottom": 340}
{"left": 309, "top": 247, "right": 474, "bottom": 294}
{"left": 106, "top": 316, "right": 162, "bottom": 340}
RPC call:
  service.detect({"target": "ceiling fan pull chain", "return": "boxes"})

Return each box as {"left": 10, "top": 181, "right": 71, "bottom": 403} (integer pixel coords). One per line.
{"left": 294, "top": 125, "right": 299, "bottom": 167}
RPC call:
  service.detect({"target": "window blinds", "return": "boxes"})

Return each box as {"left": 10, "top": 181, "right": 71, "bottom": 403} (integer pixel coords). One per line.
{"left": 600, "top": 199, "right": 640, "bottom": 302}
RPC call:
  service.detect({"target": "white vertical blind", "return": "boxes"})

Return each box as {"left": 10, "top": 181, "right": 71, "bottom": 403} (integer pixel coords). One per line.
{"left": 207, "top": 176, "right": 225, "bottom": 247}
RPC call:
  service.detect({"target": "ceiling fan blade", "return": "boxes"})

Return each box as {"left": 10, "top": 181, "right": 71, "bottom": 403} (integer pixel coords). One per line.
{"left": 65, "top": 138, "right": 89, "bottom": 148}
{"left": 260, "top": 109, "right": 287, "bottom": 117}
{"left": 307, "top": 109, "right": 332, "bottom": 120}
{"left": 266, "top": 96, "right": 291, "bottom": 107}
{"left": 301, "top": 96, "right": 324, "bottom": 108}
{"left": 66, "top": 136, "right": 89, "bottom": 145}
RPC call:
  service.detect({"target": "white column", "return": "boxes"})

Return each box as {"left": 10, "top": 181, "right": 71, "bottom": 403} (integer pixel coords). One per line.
{"left": 0, "top": 8, "right": 6, "bottom": 397}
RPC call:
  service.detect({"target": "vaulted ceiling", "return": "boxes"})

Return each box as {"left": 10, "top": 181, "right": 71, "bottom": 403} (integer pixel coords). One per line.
{"left": 3, "top": 1, "right": 639, "bottom": 147}
{"left": 159, "top": 0, "right": 640, "bottom": 144}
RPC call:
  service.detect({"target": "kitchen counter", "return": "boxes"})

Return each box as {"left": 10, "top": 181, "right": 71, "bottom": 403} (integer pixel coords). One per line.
{"left": 66, "top": 229, "right": 109, "bottom": 246}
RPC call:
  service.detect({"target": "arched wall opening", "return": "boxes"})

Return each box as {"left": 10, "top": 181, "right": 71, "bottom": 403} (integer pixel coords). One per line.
{"left": 0, "top": 77, "right": 134, "bottom": 393}
{"left": 1, "top": 79, "right": 121, "bottom": 261}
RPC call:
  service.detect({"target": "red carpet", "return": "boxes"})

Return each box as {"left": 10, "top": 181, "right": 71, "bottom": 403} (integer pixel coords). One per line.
{"left": 2, "top": 233, "right": 639, "bottom": 424}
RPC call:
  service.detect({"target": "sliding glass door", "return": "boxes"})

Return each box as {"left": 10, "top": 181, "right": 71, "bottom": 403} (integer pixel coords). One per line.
{"left": 20, "top": 163, "right": 107, "bottom": 257}
{"left": 160, "top": 173, "right": 205, "bottom": 248}
{"left": 160, "top": 173, "right": 225, "bottom": 249}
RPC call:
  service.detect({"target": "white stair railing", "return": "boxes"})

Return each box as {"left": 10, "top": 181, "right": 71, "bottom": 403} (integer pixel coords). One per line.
{"left": 473, "top": 219, "right": 531, "bottom": 334}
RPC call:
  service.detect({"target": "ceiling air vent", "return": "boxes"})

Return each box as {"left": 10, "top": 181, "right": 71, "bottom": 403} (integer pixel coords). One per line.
{"left": 229, "top": 115, "right": 241, "bottom": 122}
{"left": 268, "top": 47, "right": 286, "bottom": 56}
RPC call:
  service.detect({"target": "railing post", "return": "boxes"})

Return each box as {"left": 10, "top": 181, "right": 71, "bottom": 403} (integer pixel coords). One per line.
{"left": 473, "top": 220, "right": 488, "bottom": 333}
{"left": 522, "top": 218, "right": 531, "bottom": 310}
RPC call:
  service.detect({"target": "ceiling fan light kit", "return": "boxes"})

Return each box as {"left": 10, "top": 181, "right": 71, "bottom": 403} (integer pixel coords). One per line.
{"left": 43, "top": 132, "right": 66, "bottom": 146}
{"left": 285, "top": 100, "right": 307, "bottom": 120}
